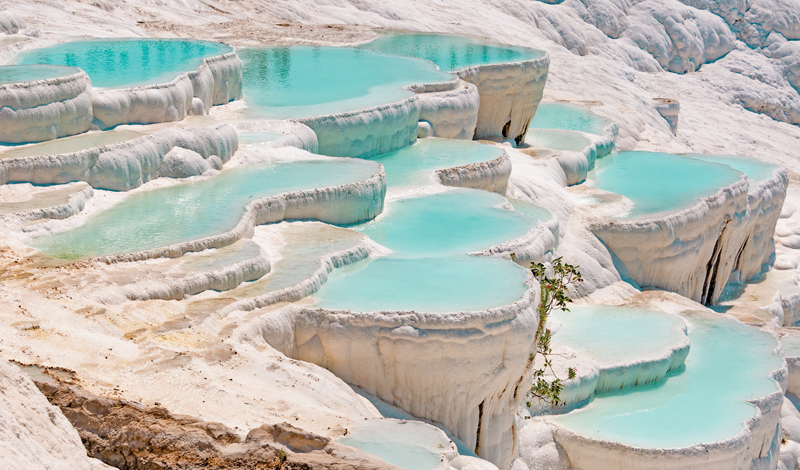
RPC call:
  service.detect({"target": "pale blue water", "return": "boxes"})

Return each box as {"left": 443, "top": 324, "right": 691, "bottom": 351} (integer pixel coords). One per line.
{"left": 529, "top": 103, "right": 612, "bottom": 135}
{"left": 356, "top": 191, "right": 536, "bottom": 256}
{"left": 553, "top": 311, "right": 782, "bottom": 448}
{"left": 552, "top": 305, "right": 687, "bottom": 366}
{"left": 684, "top": 153, "right": 780, "bottom": 183}
{"left": 240, "top": 46, "right": 452, "bottom": 119}
{"left": 782, "top": 336, "right": 800, "bottom": 357}
{"left": 589, "top": 151, "right": 744, "bottom": 218}
{"left": 508, "top": 198, "right": 554, "bottom": 225}
{"left": 314, "top": 255, "right": 529, "bottom": 313}
{"left": 32, "top": 159, "right": 381, "bottom": 259}
{"left": 0, "top": 64, "right": 80, "bottom": 84}
{"left": 237, "top": 131, "right": 284, "bottom": 145}
{"left": 525, "top": 129, "right": 592, "bottom": 152}
{"left": 14, "top": 39, "right": 231, "bottom": 88}
{"left": 364, "top": 138, "right": 504, "bottom": 189}
{"left": 359, "top": 32, "right": 544, "bottom": 72}
{"left": 339, "top": 420, "right": 450, "bottom": 470}
{"left": 179, "top": 240, "right": 262, "bottom": 272}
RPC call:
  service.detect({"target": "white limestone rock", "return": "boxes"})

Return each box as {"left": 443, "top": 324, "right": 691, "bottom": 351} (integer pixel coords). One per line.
{"left": 0, "top": 69, "right": 93, "bottom": 144}
{"left": 159, "top": 147, "right": 214, "bottom": 178}
{"left": 0, "top": 359, "right": 110, "bottom": 470}
{"left": 0, "top": 9, "right": 25, "bottom": 34}
{"left": 0, "top": 123, "right": 239, "bottom": 191}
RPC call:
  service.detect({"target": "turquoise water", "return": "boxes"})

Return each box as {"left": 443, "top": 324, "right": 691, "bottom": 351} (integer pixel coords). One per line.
{"left": 553, "top": 311, "right": 782, "bottom": 448}
{"left": 589, "top": 151, "right": 744, "bottom": 218}
{"left": 684, "top": 153, "right": 779, "bottom": 183}
{"left": 365, "top": 138, "right": 504, "bottom": 189}
{"left": 356, "top": 191, "right": 536, "bottom": 255}
{"left": 0, "top": 129, "right": 144, "bottom": 160}
{"left": 508, "top": 198, "right": 554, "bottom": 225}
{"left": 0, "top": 64, "right": 80, "bottom": 85}
{"left": 14, "top": 39, "right": 231, "bottom": 88}
{"left": 339, "top": 419, "right": 451, "bottom": 470}
{"left": 314, "top": 255, "right": 529, "bottom": 313}
{"left": 552, "top": 305, "right": 687, "bottom": 366}
{"left": 314, "top": 189, "right": 533, "bottom": 313}
{"left": 525, "top": 129, "right": 592, "bottom": 152}
{"left": 179, "top": 240, "right": 262, "bottom": 272}
{"left": 240, "top": 46, "right": 452, "bottom": 119}
{"left": 529, "top": 103, "right": 612, "bottom": 136}
{"left": 32, "top": 159, "right": 381, "bottom": 259}
{"left": 359, "top": 32, "right": 544, "bottom": 72}
{"left": 782, "top": 336, "right": 800, "bottom": 357}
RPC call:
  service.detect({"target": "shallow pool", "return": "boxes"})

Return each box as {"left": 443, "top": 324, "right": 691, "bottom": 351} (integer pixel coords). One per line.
{"left": 588, "top": 151, "right": 744, "bottom": 218}
{"left": 0, "top": 129, "right": 144, "bottom": 159}
{"left": 684, "top": 153, "right": 780, "bottom": 183}
{"left": 0, "top": 64, "right": 80, "bottom": 85}
{"left": 32, "top": 159, "right": 381, "bottom": 259}
{"left": 239, "top": 46, "right": 452, "bottom": 119}
{"left": 339, "top": 419, "right": 451, "bottom": 470}
{"left": 529, "top": 103, "right": 612, "bottom": 136}
{"left": 553, "top": 311, "right": 782, "bottom": 448}
{"left": 783, "top": 336, "right": 800, "bottom": 358}
{"left": 313, "top": 254, "right": 529, "bottom": 313}
{"left": 356, "top": 190, "right": 536, "bottom": 255}
{"left": 14, "top": 39, "right": 232, "bottom": 88}
{"left": 359, "top": 32, "right": 544, "bottom": 72}
{"left": 553, "top": 305, "right": 687, "bottom": 367}
{"left": 525, "top": 129, "right": 592, "bottom": 152}
{"left": 365, "top": 138, "right": 504, "bottom": 189}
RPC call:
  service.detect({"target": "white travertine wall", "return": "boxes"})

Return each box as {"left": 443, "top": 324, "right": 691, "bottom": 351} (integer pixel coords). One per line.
{"left": 0, "top": 123, "right": 239, "bottom": 191}
{"left": 0, "top": 70, "right": 93, "bottom": 143}
{"left": 0, "top": 10, "right": 25, "bottom": 34}
{"left": 95, "top": 171, "right": 386, "bottom": 263}
{"left": 590, "top": 169, "right": 788, "bottom": 304}
{"left": 435, "top": 152, "right": 513, "bottom": 195}
{"left": 457, "top": 55, "right": 550, "bottom": 144}
{"left": 0, "top": 360, "right": 110, "bottom": 470}
{"left": 298, "top": 96, "right": 421, "bottom": 159}
{"left": 252, "top": 280, "right": 539, "bottom": 470}
{"left": 92, "top": 52, "right": 242, "bottom": 129}
{"left": 412, "top": 79, "right": 480, "bottom": 140}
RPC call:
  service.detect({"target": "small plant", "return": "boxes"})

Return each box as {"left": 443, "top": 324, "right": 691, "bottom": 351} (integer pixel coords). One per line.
{"left": 525, "top": 256, "right": 582, "bottom": 407}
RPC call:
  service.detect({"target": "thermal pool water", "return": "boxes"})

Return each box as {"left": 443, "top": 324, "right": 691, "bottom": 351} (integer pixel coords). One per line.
{"left": 14, "top": 39, "right": 232, "bottom": 88}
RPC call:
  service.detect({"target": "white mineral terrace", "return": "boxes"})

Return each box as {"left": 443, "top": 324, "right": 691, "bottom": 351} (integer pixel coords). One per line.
{"left": 2, "top": 2, "right": 800, "bottom": 470}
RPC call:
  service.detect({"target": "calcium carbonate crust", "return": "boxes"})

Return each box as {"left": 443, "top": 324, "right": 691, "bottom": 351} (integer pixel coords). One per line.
{"left": 0, "top": 10, "right": 25, "bottom": 35}
{"left": 434, "top": 151, "right": 512, "bottom": 194}
{"left": 245, "top": 271, "right": 538, "bottom": 469}
{"left": 456, "top": 54, "right": 550, "bottom": 144}
{"left": 0, "top": 184, "right": 93, "bottom": 224}
{"left": 0, "top": 69, "right": 93, "bottom": 143}
{"left": 102, "top": 251, "right": 272, "bottom": 303}
{"left": 0, "top": 123, "right": 239, "bottom": 191}
{"left": 92, "top": 51, "right": 242, "bottom": 129}
{"left": 589, "top": 167, "right": 789, "bottom": 304}
{"left": 547, "top": 351, "right": 788, "bottom": 470}
{"left": 90, "top": 169, "right": 386, "bottom": 264}
{"left": 410, "top": 79, "right": 480, "bottom": 140}
{"left": 295, "top": 49, "right": 549, "bottom": 159}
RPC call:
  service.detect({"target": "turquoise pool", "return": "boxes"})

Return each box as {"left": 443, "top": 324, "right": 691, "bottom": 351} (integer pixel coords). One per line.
{"left": 339, "top": 419, "right": 452, "bottom": 470}
{"left": 32, "top": 159, "right": 381, "bottom": 259}
{"left": 525, "top": 129, "right": 592, "bottom": 152}
{"left": 529, "top": 103, "right": 613, "bottom": 136}
{"left": 684, "top": 153, "right": 780, "bottom": 183}
{"left": 356, "top": 190, "right": 536, "bottom": 255}
{"left": 0, "top": 64, "right": 80, "bottom": 85}
{"left": 553, "top": 311, "right": 782, "bottom": 448}
{"left": 359, "top": 32, "right": 544, "bottom": 72}
{"left": 365, "top": 138, "right": 504, "bottom": 189}
{"left": 14, "top": 39, "right": 232, "bottom": 88}
{"left": 588, "top": 151, "right": 744, "bottom": 218}
{"left": 313, "top": 254, "right": 529, "bottom": 313}
{"left": 552, "top": 305, "right": 687, "bottom": 367}
{"left": 240, "top": 46, "right": 452, "bottom": 119}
